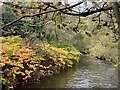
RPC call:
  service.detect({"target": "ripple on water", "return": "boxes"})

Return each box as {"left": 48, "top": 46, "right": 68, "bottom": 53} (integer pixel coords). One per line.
{"left": 17, "top": 56, "right": 118, "bottom": 89}
{"left": 65, "top": 56, "right": 118, "bottom": 88}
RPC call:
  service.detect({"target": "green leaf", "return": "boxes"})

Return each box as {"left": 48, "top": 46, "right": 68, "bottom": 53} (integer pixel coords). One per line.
{"left": 6, "top": 49, "right": 13, "bottom": 57}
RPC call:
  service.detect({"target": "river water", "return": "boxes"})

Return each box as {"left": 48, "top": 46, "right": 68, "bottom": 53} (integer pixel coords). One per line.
{"left": 15, "top": 55, "right": 119, "bottom": 89}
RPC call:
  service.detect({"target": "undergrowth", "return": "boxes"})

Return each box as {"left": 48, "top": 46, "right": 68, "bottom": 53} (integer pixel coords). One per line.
{"left": 0, "top": 36, "right": 80, "bottom": 90}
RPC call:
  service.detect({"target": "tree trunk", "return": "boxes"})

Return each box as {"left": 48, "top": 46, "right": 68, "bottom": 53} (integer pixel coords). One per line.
{"left": 112, "top": 2, "right": 120, "bottom": 88}
{"left": 112, "top": 2, "right": 120, "bottom": 30}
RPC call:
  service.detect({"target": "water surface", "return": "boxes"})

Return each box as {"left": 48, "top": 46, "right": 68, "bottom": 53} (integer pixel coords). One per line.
{"left": 15, "top": 55, "right": 118, "bottom": 88}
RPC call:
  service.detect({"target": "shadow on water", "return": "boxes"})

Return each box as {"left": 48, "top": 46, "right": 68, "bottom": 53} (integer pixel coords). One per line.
{"left": 14, "top": 55, "right": 118, "bottom": 89}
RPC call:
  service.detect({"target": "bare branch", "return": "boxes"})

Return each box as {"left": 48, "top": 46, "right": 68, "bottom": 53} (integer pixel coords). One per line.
{"left": 1, "top": 2, "right": 120, "bottom": 29}
{"left": 2, "top": 2, "right": 83, "bottom": 29}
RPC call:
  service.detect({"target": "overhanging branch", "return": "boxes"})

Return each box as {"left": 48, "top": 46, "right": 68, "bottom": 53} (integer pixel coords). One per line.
{"left": 2, "top": 2, "right": 83, "bottom": 29}
{"left": 1, "top": 2, "right": 120, "bottom": 29}
{"left": 44, "top": 2, "right": 117, "bottom": 16}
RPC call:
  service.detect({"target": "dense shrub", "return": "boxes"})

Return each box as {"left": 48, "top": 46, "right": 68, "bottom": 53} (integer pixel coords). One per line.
{"left": 0, "top": 36, "right": 80, "bottom": 89}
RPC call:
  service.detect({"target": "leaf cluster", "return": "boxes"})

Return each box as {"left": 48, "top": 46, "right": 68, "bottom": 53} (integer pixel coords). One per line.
{"left": 1, "top": 36, "right": 80, "bottom": 89}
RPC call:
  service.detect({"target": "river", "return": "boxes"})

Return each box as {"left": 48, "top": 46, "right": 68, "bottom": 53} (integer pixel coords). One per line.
{"left": 15, "top": 55, "right": 118, "bottom": 89}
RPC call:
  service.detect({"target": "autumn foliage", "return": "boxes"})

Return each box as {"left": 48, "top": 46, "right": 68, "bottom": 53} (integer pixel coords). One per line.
{"left": 0, "top": 36, "right": 80, "bottom": 89}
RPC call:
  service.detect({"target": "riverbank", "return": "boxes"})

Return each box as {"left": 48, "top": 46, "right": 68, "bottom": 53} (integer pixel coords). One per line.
{"left": 14, "top": 55, "right": 118, "bottom": 89}
{"left": 1, "top": 36, "right": 80, "bottom": 90}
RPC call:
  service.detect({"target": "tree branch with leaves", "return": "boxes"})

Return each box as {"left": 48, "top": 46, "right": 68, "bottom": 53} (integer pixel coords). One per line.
{"left": 1, "top": 1, "right": 120, "bottom": 30}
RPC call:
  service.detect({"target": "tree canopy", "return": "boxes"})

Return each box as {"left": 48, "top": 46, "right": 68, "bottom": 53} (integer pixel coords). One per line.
{"left": 1, "top": 1, "right": 120, "bottom": 30}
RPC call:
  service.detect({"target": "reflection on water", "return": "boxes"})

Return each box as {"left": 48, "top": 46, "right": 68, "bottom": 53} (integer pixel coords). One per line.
{"left": 15, "top": 55, "right": 118, "bottom": 89}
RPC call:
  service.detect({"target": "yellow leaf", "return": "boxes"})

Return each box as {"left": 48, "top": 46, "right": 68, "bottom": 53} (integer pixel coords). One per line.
{"left": 13, "top": 1, "right": 18, "bottom": 5}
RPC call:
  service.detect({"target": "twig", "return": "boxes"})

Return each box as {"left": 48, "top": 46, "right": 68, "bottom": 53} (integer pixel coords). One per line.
{"left": 2, "top": 2, "right": 120, "bottom": 29}
{"left": 2, "top": 2, "right": 83, "bottom": 29}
